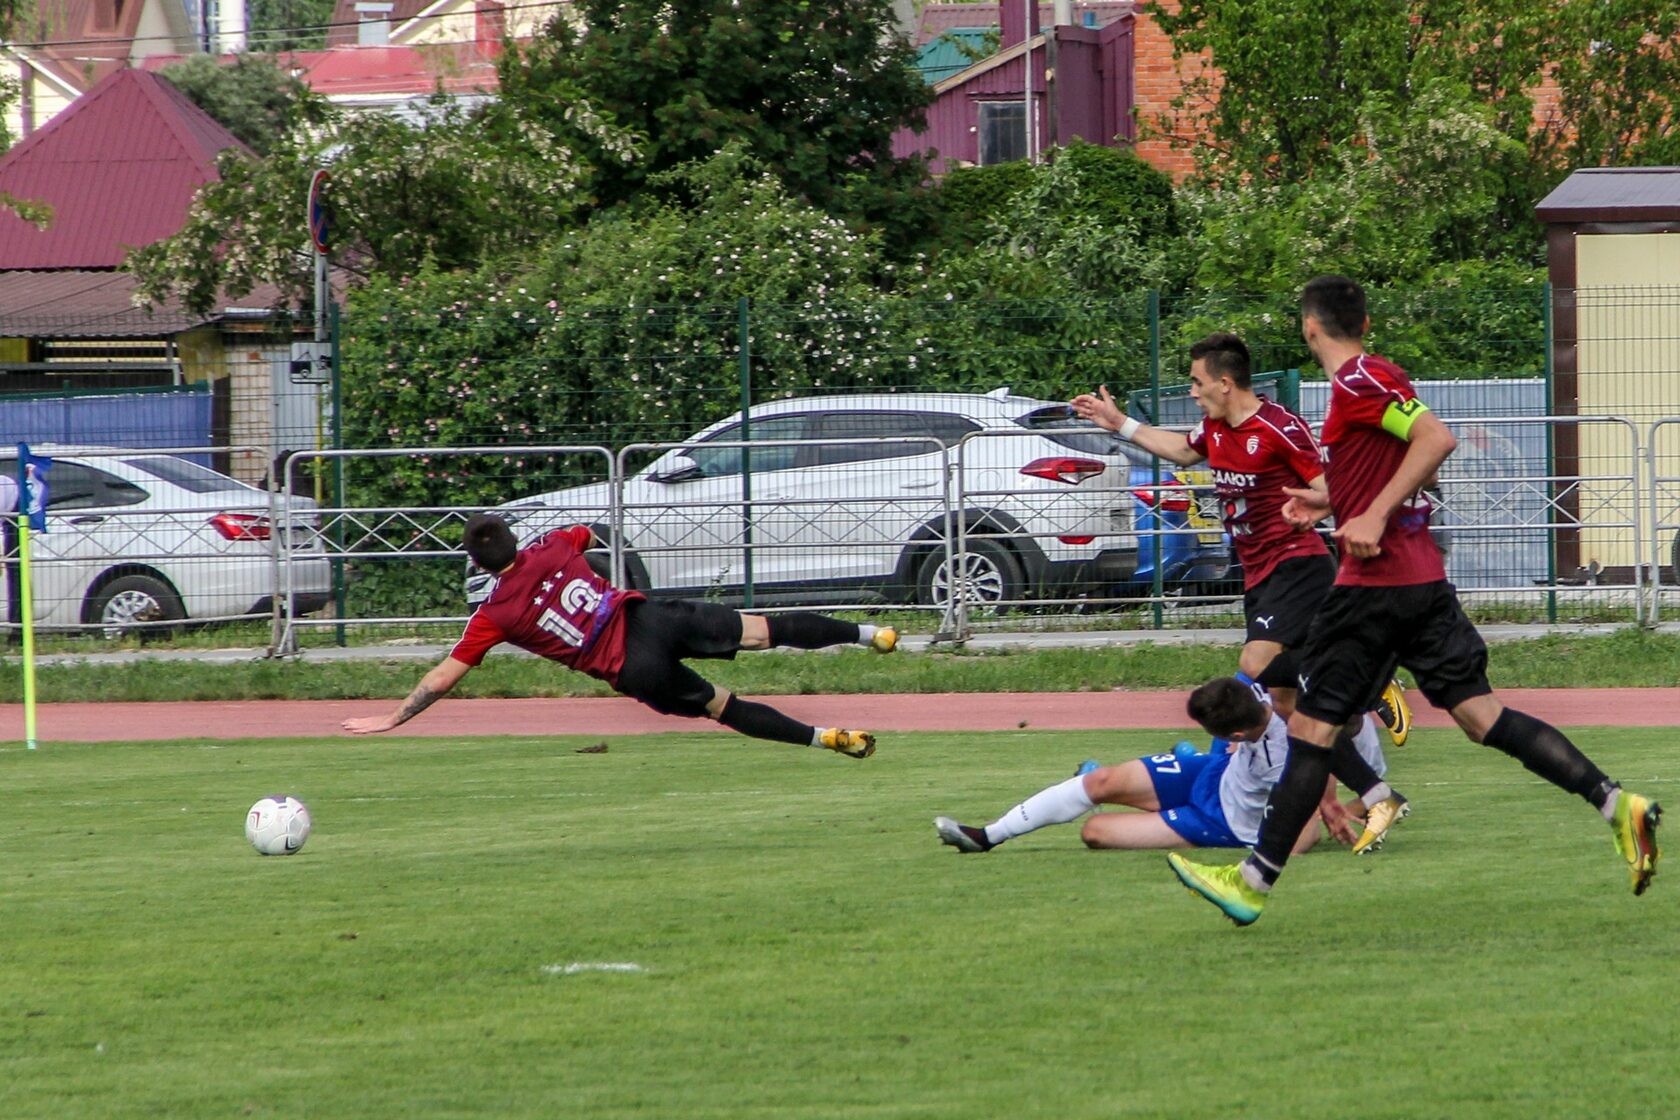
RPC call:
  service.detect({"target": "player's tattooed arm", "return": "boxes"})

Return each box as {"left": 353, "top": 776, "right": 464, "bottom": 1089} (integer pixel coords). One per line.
{"left": 342, "top": 656, "right": 472, "bottom": 734}
{"left": 390, "top": 681, "right": 444, "bottom": 726}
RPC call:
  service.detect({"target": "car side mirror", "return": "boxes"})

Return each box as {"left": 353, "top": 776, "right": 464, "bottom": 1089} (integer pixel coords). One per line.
{"left": 650, "top": 452, "right": 705, "bottom": 484}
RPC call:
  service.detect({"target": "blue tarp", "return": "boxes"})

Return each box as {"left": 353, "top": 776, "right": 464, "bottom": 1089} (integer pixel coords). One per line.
{"left": 0, "top": 387, "right": 212, "bottom": 459}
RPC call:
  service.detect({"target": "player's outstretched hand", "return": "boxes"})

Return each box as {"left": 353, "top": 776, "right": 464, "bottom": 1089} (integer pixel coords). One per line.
{"left": 1318, "top": 798, "right": 1361, "bottom": 846}
{"left": 1280, "top": 485, "right": 1331, "bottom": 529}
{"left": 1069, "top": 385, "right": 1124, "bottom": 432}
{"left": 342, "top": 716, "right": 394, "bottom": 735}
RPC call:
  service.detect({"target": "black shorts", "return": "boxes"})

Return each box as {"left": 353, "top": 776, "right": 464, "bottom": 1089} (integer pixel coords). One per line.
{"left": 1242, "top": 554, "right": 1335, "bottom": 647}
{"left": 614, "top": 599, "right": 743, "bottom": 717}
{"left": 1294, "top": 581, "right": 1491, "bottom": 727}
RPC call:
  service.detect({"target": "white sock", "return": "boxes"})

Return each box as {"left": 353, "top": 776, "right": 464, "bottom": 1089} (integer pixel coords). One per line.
{"left": 857, "top": 624, "right": 877, "bottom": 645}
{"left": 1602, "top": 787, "right": 1620, "bottom": 822}
{"left": 1360, "top": 782, "right": 1393, "bottom": 810}
{"left": 984, "top": 775, "right": 1095, "bottom": 845}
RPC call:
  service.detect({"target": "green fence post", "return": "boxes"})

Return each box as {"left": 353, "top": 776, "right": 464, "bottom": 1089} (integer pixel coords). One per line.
{"left": 738, "top": 297, "right": 754, "bottom": 610}
{"left": 331, "top": 301, "right": 347, "bottom": 647}
{"left": 1149, "top": 290, "right": 1163, "bottom": 631}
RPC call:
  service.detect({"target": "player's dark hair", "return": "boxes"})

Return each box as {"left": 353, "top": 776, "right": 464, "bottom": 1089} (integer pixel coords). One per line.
{"left": 464, "top": 513, "right": 518, "bottom": 573}
{"left": 1300, "top": 275, "right": 1368, "bottom": 341}
{"left": 1188, "top": 331, "right": 1252, "bottom": 388}
{"left": 1186, "top": 676, "right": 1268, "bottom": 738}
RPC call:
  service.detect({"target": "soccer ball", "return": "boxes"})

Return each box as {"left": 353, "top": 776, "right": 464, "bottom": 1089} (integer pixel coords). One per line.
{"left": 246, "top": 795, "right": 312, "bottom": 856}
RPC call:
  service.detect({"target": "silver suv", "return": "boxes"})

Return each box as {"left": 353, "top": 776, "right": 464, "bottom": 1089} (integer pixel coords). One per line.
{"left": 467, "top": 390, "right": 1141, "bottom": 609}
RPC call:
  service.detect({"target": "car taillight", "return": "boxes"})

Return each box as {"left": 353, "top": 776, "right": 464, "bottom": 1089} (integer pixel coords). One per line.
{"left": 1057, "top": 535, "right": 1096, "bottom": 545}
{"left": 1131, "top": 487, "right": 1193, "bottom": 513}
{"left": 1021, "top": 457, "right": 1106, "bottom": 485}
{"left": 209, "top": 512, "right": 272, "bottom": 541}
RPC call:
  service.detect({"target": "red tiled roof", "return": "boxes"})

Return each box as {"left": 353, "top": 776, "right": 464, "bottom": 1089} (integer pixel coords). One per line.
{"left": 141, "top": 44, "right": 501, "bottom": 99}
{"left": 0, "top": 270, "right": 292, "bottom": 336}
{"left": 0, "top": 69, "right": 249, "bottom": 270}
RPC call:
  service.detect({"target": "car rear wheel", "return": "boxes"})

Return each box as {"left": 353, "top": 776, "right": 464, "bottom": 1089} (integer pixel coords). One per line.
{"left": 916, "top": 538, "right": 1022, "bottom": 612}
{"left": 91, "top": 574, "right": 185, "bottom": 640}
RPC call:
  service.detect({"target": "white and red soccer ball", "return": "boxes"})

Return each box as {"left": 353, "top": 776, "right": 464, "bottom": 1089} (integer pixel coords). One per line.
{"left": 246, "top": 795, "right": 312, "bottom": 855}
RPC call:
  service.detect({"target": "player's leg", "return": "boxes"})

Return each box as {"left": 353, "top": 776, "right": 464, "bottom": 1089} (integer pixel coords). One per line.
{"left": 1337, "top": 715, "right": 1410, "bottom": 854}
{"left": 1404, "top": 587, "right": 1660, "bottom": 893}
{"left": 936, "top": 754, "right": 1195, "bottom": 853}
{"left": 1081, "top": 811, "right": 1193, "bottom": 850}
{"left": 1170, "top": 586, "right": 1393, "bottom": 922}
{"left": 736, "top": 611, "right": 896, "bottom": 653}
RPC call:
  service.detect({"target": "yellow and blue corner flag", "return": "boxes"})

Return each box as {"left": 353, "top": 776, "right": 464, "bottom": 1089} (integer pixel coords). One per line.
{"left": 17, "top": 443, "right": 51, "bottom": 532}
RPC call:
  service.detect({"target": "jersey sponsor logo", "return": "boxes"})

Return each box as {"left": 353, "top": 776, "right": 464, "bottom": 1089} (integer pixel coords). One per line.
{"left": 1223, "top": 496, "right": 1251, "bottom": 536}
{"left": 1212, "top": 469, "right": 1259, "bottom": 489}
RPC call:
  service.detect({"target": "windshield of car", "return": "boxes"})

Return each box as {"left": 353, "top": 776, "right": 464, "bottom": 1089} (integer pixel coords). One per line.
{"left": 121, "top": 457, "right": 256, "bottom": 494}
{"left": 1014, "top": 405, "right": 1149, "bottom": 463}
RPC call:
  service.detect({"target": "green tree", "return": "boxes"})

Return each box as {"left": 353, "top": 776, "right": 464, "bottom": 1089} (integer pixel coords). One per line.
{"left": 126, "top": 93, "right": 630, "bottom": 314}
{"left": 246, "top": 0, "right": 339, "bottom": 51}
{"left": 160, "top": 54, "right": 329, "bottom": 156}
{"left": 503, "top": 0, "right": 935, "bottom": 239}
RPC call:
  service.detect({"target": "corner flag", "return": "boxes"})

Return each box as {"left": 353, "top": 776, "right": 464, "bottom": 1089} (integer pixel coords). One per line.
{"left": 16, "top": 443, "right": 51, "bottom": 749}
{"left": 19, "top": 444, "right": 51, "bottom": 533}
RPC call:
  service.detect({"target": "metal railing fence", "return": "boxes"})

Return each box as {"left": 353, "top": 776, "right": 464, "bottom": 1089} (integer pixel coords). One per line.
{"left": 4, "top": 416, "right": 1675, "bottom": 648}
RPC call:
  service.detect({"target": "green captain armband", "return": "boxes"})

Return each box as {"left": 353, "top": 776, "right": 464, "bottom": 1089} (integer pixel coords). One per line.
{"left": 1381, "top": 397, "right": 1429, "bottom": 440}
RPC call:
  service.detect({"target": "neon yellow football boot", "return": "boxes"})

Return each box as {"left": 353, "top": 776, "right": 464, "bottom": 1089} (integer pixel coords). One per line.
{"left": 1610, "top": 790, "right": 1661, "bottom": 896}
{"left": 1167, "top": 852, "right": 1267, "bottom": 926}
{"left": 818, "top": 728, "right": 876, "bottom": 758}
{"left": 1352, "top": 794, "right": 1411, "bottom": 856}
{"left": 1375, "top": 678, "right": 1412, "bottom": 747}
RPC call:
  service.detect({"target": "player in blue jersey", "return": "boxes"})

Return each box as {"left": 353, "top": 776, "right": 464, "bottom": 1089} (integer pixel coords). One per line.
{"left": 935, "top": 676, "right": 1400, "bottom": 855}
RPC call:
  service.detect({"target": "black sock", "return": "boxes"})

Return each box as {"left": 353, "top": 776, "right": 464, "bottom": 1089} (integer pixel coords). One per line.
{"left": 1481, "top": 707, "right": 1613, "bottom": 808}
{"left": 716, "top": 694, "right": 816, "bottom": 746}
{"left": 765, "top": 613, "right": 860, "bottom": 650}
{"left": 1247, "top": 737, "right": 1334, "bottom": 886}
{"left": 1328, "top": 726, "right": 1384, "bottom": 800}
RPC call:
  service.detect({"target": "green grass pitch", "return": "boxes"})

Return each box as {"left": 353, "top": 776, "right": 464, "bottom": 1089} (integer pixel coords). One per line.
{"left": 3, "top": 726, "right": 1676, "bottom": 1118}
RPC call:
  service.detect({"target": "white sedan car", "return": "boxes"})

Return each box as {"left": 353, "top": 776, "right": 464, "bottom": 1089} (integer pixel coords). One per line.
{"left": 468, "top": 389, "right": 1142, "bottom": 610}
{"left": 0, "top": 450, "right": 331, "bottom": 636}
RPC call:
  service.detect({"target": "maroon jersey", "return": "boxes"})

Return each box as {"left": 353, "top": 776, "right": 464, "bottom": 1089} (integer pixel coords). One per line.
{"left": 1187, "top": 398, "right": 1329, "bottom": 588}
{"left": 450, "top": 526, "right": 646, "bottom": 685}
{"left": 1319, "top": 353, "right": 1445, "bottom": 587}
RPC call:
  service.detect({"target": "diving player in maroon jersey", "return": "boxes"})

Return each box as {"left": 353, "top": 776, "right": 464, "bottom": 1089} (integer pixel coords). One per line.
{"left": 1167, "top": 276, "right": 1661, "bottom": 926}
{"left": 1073, "top": 332, "right": 1410, "bottom": 853}
{"left": 342, "top": 513, "right": 894, "bottom": 756}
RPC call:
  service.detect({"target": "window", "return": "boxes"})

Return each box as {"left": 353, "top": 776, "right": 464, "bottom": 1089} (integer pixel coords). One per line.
{"left": 978, "top": 101, "right": 1027, "bottom": 166}
{"left": 0, "top": 460, "right": 149, "bottom": 511}
{"left": 687, "top": 415, "right": 811, "bottom": 477}
{"left": 121, "top": 457, "right": 253, "bottom": 494}
{"left": 810, "top": 412, "right": 978, "bottom": 466}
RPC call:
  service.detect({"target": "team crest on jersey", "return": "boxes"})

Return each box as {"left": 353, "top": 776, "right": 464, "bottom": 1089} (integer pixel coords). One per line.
{"left": 1246, "top": 435, "right": 1260, "bottom": 454}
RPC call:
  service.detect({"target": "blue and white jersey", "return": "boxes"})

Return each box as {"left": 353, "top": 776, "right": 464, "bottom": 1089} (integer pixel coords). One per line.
{"left": 1217, "top": 713, "right": 1386, "bottom": 844}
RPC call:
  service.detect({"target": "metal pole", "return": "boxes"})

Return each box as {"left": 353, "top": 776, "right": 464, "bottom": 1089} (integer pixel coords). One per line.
{"left": 330, "top": 300, "right": 347, "bottom": 648}
{"left": 738, "top": 297, "right": 754, "bottom": 609}
{"left": 1148, "top": 290, "right": 1163, "bottom": 630}
{"left": 1026, "top": 0, "right": 1038, "bottom": 163}
{"left": 1543, "top": 283, "right": 1557, "bottom": 625}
